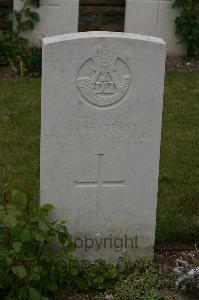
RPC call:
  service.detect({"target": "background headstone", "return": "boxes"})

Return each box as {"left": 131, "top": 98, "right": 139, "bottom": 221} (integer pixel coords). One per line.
{"left": 125, "top": 0, "right": 186, "bottom": 56}
{"left": 13, "top": 0, "right": 79, "bottom": 45}
{"left": 41, "top": 32, "right": 166, "bottom": 263}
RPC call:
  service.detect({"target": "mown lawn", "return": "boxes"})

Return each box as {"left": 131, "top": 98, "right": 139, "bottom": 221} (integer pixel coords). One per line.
{"left": 0, "top": 71, "right": 198, "bottom": 248}
{"left": 156, "top": 71, "right": 199, "bottom": 247}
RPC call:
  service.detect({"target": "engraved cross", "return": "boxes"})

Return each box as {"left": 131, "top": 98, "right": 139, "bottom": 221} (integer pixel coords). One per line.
{"left": 75, "top": 154, "right": 126, "bottom": 215}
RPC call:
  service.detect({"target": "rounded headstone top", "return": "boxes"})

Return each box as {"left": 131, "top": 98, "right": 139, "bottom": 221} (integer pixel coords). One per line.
{"left": 43, "top": 31, "right": 166, "bottom": 46}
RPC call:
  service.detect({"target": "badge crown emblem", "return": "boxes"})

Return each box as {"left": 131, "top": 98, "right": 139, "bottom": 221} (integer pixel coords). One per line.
{"left": 77, "top": 47, "right": 131, "bottom": 108}
{"left": 93, "top": 48, "right": 117, "bottom": 68}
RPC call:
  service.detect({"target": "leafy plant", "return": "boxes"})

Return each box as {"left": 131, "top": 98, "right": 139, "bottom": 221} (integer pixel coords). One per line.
{"left": 13, "top": 0, "right": 40, "bottom": 36}
{"left": 0, "top": 0, "right": 41, "bottom": 76}
{"left": 173, "top": 0, "right": 199, "bottom": 57}
{"left": 0, "top": 187, "right": 76, "bottom": 299}
{"left": 0, "top": 187, "right": 121, "bottom": 299}
{"left": 75, "top": 260, "right": 119, "bottom": 292}
{"left": 0, "top": 31, "right": 41, "bottom": 76}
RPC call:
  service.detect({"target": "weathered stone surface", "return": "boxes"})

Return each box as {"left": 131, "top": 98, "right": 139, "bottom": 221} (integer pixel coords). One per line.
{"left": 125, "top": 0, "right": 186, "bottom": 56}
{"left": 41, "top": 31, "right": 166, "bottom": 263}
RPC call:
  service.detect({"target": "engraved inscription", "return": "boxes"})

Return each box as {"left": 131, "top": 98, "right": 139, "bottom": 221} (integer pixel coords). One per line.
{"left": 43, "top": 114, "right": 154, "bottom": 150}
{"left": 76, "top": 47, "right": 131, "bottom": 108}
{"left": 75, "top": 154, "right": 126, "bottom": 216}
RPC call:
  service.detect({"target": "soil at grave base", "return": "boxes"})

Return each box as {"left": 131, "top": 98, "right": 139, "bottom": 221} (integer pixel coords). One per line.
{"left": 0, "top": 67, "right": 18, "bottom": 79}
{"left": 154, "top": 249, "right": 199, "bottom": 270}
{"left": 160, "top": 290, "right": 198, "bottom": 300}
{"left": 166, "top": 57, "right": 199, "bottom": 72}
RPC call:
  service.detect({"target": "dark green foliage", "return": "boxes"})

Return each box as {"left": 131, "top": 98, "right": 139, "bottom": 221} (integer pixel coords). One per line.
{"left": 14, "top": 0, "right": 40, "bottom": 36}
{"left": 0, "top": 188, "right": 76, "bottom": 299}
{"left": 24, "top": 45, "right": 42, "bottom": 76}
{"left": 74, "top": 260, "right": 119, "bottom": 292}
{"left": 0, "top": 31, "right": 41, "bottom": 76}
{"left": 0, "top": 0, "right": 41, "bottom": 76}
{"left": 173, "top": 0, "right": 199, "bottom": 57}
{"left": 0, "top": 188, "right": 119, "bottom": 299}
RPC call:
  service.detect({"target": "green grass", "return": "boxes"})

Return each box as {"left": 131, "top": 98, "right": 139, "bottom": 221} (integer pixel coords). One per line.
{"left": 0, "top": 71, "right": 198, "bottom": 248}
{"left": 157, "top": 71, "right": 199, "bottom": 247}
{"left": 0, "top": 79, "right": 40, "bottom": 200}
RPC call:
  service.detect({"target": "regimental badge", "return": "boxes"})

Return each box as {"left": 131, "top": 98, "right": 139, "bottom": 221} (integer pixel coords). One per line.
{"left": 76, "top": 47, "right": 131, "bottom": 108}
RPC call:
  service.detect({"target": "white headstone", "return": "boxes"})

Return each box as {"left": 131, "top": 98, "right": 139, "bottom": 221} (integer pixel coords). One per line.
{"left": 13, "top": 0, "right": 79, "bottom": 45}
{"left": 125, "top": 0, "right": 186, "bottom": 56}
{"left": 41, "top": 32, "right": 166, "bottom": 263}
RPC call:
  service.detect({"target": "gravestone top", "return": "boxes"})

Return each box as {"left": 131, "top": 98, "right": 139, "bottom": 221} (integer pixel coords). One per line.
{"left": 43, "top": 31, "right": 165, "bottom": 46}
{"left": 41, "top": 31, "right": 166, "bottom": 263}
